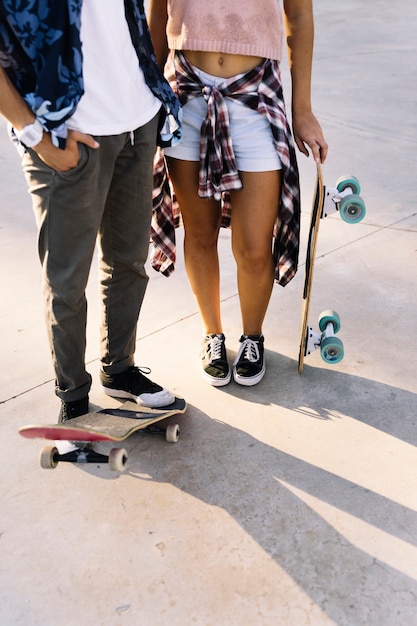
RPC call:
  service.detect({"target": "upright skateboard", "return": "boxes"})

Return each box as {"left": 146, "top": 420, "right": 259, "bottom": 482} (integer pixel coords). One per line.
{"left": 298, "top": 163, "right": 366, "bottom": 373}
{"left": 19, "top": 397, "right": 187, "bottom": 472}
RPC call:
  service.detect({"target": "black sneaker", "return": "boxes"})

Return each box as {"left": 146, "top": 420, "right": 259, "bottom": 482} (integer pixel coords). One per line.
{"left": 100, "top": 366, "right": 174, "bottom": 408}
{"left": 58, "top": 396, "right": 89, "bottom": 423}
{"left": 200, "top": 334, "right": 231, "bottom": 386}
{"left": 233, "top": 335, "right": 265, "bottom": 386}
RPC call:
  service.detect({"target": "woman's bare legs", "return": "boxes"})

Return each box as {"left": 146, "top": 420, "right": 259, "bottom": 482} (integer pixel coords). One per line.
{"left": 167, "top": 158, "right": 281, "bottom": 385}
{"left": 230, "top": 170, "right": 281, "bottom": 335}
{"left": 166, "top": 157, "right": 223, "bottom": 335}
{"left": 167, "top": 161, "right": 281, "bottom": 334}
{"left": 229, "top": 169, "right": 281, "bottom": 385}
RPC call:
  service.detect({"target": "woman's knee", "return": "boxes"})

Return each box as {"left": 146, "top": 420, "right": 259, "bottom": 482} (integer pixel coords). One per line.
{"left": 233, "top": 243, "right": 272, "bottom": 273}
{"left": 183, "top": 215, "right": 221, "bottom": 250}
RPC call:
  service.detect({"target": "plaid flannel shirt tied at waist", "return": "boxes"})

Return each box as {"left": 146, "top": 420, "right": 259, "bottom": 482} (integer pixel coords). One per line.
{"left": 184, "top": 69, "right": 245, "bottom": 201}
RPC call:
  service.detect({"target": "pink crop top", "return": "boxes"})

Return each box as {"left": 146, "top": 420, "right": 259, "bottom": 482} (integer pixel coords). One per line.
{"left": 166, "top": 0, "right": 284, "bottom": 62}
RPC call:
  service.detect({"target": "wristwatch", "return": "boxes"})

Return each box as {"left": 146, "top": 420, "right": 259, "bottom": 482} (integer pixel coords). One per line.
{"left": 15, "top": 118, "right": 44, "bottom": 147}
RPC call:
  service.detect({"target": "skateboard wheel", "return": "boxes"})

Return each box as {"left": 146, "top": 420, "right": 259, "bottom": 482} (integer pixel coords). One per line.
{"left": 318, "top": 309, "right": 341, "bottom": 334}
{"left": 166, "top": 424, "right": 180, "bottom": 443}
{"left": 108, "top": 448, "right": 128, "bottom": 472}
{"left": 320, "top": 336, "right": 344, "bottom": 364}
{"left": 40, "top": 445, "right": 59, "bottom": 469}
{"left": 339, "top": 194, "right": 366, "bottom": 224}
{"left": 336, "top": 174, "right": 361, "bottom": 196}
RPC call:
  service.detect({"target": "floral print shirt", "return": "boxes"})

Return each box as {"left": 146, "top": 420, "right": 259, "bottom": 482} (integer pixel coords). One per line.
{"left": 0, "top": 0, "right": 181, "bottom": 148}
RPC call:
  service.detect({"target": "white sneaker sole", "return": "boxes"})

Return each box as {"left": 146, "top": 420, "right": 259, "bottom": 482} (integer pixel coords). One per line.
{"left": 101, "top": 386, "right": 175, "bottom": 408}
{"left": 233, "top": 365, "right": 265, "bottom": 386}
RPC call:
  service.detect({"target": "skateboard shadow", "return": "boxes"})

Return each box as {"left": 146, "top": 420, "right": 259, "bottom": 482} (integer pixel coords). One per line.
{"left": 120, "top": 357, "right": 417, "bottom": 624}
{"left": 218, "top": 348, "right": 417, "bottom": 448}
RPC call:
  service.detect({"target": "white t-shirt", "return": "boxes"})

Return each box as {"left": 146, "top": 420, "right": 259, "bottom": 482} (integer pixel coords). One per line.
{"left": 68, "top": 0, "right": 161, "bottom": 135}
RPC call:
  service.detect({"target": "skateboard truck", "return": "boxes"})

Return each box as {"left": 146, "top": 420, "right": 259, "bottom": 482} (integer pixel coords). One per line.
{"left": 322, "top": 175, "right": 366, "bottom": 223}
{"left": 41, "top": 444, "right": 128, "bottom": 472}
{"left": 304, "top": 309, "right": 344, "bottom": 364}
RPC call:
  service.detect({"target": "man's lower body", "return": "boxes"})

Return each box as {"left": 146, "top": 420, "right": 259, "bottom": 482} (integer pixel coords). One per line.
{"left": 22, "top": 114, "right": 174, "bottom": 421}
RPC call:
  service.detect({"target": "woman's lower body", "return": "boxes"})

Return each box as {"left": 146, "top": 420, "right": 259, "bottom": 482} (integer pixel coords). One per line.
{"left": 165, "top": 63, "right": 282, "bottom": 387}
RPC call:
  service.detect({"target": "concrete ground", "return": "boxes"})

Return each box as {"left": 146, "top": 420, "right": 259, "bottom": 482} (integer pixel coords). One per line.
{"left": 1, "top": 1, "right": 416, "bottom": 624}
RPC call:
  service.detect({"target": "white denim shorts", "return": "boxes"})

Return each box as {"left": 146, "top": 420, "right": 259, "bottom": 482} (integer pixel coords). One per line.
{"left": 164, "top": 66, "right": 282, "bottom": 172}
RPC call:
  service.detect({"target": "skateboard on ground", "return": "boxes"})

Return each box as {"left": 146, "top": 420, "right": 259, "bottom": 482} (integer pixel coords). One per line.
{"left": 298, "top": 163, "right": 366, "bottom": 373}
{"left": 19, "top": 397, "right": 187, "bottom": 472}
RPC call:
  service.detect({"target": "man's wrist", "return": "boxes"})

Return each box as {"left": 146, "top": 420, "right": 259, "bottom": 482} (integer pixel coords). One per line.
{"left": 15, "top": 118, "right": 44, "bottom": 147}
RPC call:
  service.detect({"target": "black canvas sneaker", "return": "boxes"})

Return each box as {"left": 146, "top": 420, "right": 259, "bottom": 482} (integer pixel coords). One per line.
{"left": 233, "top": 335, "right": 265, "bottom": 386}
{"left": 58, "top": 396, "right": 89, "bottom": 423}
{"left": 200, "top": 333, "right": 231, "bottom": 386}
{"left": 100, "top": 366, "right": 174, "bottom": 408}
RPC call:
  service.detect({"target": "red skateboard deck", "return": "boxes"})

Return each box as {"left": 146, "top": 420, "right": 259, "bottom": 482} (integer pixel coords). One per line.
{"left": 19, "top": 398, "right": 187, "bottom": 471}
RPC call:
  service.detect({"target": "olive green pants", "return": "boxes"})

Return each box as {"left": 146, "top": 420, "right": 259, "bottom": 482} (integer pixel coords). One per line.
{"left": 22, "top": 115, "right": 158, "bottom": 401}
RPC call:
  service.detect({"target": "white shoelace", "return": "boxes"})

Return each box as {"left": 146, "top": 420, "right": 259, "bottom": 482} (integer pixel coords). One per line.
{"left": 205, "top": 335, "right": 224, "bottom": 363}
{"left": 234, "top": 337, "right": 260, "bottom": 365}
